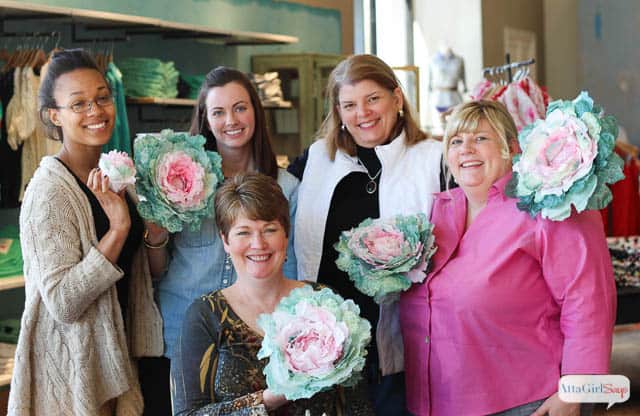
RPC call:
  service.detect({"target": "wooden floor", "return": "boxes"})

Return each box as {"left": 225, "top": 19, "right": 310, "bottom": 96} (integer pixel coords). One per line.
{"left": 593, "top": 324, "right": 640, "bottom": 415}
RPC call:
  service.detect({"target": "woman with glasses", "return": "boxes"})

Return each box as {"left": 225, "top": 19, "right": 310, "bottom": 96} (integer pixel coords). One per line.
{"left": 8, "top": 49, "right": 163, "bottom": 416}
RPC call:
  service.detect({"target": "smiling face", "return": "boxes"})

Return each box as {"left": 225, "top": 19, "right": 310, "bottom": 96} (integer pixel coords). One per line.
{"left": 337, "top": 79, "right": 403, "bottom": 148}
{"left": 48, "top": 68, "right": 115, "bottom": 149}
{"left": 205, "top": 81, "right": 256, "bottom": 155}
{"left": 222, "top": 214, "right": 288, "bottom": 281}
{"left": 446, "top": 118, "right": 513, "bottom": 198}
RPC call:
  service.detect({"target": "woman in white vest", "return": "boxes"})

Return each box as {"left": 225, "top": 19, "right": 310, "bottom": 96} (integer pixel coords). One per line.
{"left": 290, "top": 54, "right": 443, "bottom": 415}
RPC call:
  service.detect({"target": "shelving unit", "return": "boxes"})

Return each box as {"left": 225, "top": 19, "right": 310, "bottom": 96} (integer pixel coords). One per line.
{"left": 252, "top": 53, "right": 344, "bottom": 159}
{"left": 0, "top": 276, "right": 23, "bottom": 292}
{"left": 127, "top": 97, "right": 196, "bottom": 106}
{"left": 0, "top": 1, "right": 298, "bottom": 46}
{"left": 126, "top": 97, "right": 292, "bottom": 109}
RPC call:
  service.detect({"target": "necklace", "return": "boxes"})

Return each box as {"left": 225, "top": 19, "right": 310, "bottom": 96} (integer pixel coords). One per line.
{"left": 357, "top": 157, "right": 382, "bottom": 194}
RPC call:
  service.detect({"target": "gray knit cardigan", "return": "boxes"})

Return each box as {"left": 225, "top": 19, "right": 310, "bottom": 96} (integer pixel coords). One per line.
{"left": 8, "top": 156, "right": 164, "bottom": 416}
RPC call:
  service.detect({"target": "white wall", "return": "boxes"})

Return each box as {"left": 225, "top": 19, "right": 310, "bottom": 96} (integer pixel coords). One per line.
{"left": 543, "top": 0, "right": 579, "bottom": 100}
{"left": 412, "top": 0, "right": 483, "bottom": 130}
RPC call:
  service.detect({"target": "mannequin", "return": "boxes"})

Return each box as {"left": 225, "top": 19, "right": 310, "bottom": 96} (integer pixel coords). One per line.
{"left": 428, "top": 45, "right": 466, "bottom": 132}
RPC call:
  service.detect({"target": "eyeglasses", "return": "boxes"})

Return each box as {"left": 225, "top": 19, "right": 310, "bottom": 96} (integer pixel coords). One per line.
{"left": 55, "top": 94, "right": 114, "bottom": 113}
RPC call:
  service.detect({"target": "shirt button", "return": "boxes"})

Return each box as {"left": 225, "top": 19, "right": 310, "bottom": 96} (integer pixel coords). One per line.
{"left": 425, "top": 336, "right": 430, "bottom": 344}
{"left": 225, "top": 265, "right": 231, "bottom": 270}
{"left": 223, "top": 279, "right": 228, "bottom": 284}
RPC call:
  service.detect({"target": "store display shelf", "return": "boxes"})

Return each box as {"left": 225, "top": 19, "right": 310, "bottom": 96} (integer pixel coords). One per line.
{"left": 126, "top": 97, "right": 196, "bottom": 106}
{"left": 127, "top": 97, "right": 293, "bottom": 109}
{"left": 0, "top": 1, "right": 298, "bottom": 46}
{"left": 0, "top": 275, "right": 24, "bottom": 292}
{"left": 263, "top": 101, "right": 292, "bottom": 109}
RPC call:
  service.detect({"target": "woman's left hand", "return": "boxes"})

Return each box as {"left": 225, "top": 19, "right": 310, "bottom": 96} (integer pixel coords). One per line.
{"left": 530, "top": 393, "right": 580, "bottom": 416}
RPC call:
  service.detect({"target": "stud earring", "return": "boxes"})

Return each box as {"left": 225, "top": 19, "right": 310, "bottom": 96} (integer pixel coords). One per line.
{"left": 398, "top": 109, "right": 404, "bottom": 117}
{"left": 341, "top": 124, "right": 346, "bottom": 131}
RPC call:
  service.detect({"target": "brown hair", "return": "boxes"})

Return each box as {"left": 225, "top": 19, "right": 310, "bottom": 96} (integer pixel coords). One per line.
{"left": 189, "top": 66, "right": 278, "bottom": 179}
{"left": 215, "top": 172, "right": 290, "bottom": 239}
{"left": 317, "top": 54, "right": 427, "bottom": 160}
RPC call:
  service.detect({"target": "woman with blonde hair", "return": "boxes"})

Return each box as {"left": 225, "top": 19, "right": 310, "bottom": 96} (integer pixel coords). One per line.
{"left": 290, "top": 54, "right": 443, "bottom": 414}
{"left": 400, "top": 100, "right": 615, "bottom": 415}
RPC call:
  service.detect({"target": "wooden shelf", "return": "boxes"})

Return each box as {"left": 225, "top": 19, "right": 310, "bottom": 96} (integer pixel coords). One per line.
{"left": 263, "top": 101, "right": 292, "bottom": 109}
{"left": 0, "top": 275, "right": 24, "bottom": 292}
{"left": 127, "top": 97, "right": 293, "bottom": 109}
{"left": 126, "top": 97, "right": 196, "bottom": 106}
{"left": 0, "top": 0, "right": 298, "bottom": 46}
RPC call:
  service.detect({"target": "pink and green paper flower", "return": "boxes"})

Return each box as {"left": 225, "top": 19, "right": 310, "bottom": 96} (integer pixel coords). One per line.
{"left": 257, "top": 285, "right": 371, "bottom": 400}
{"left": 334, "top": 213, "right": 436, "bottom": 304}
{"left": 506, "top": 91, "right": 625, "bottom": 221}
{"left": 98, "top": 150, "right": 136, "bottom": 193}
{"left": 134, "top": 129, "right": 223, "bottom": 232}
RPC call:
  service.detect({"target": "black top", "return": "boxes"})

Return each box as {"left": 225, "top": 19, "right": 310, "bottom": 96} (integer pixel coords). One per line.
{"left": 287, "top": 145, "right": 453, "bottom": 191}
{"left": 307, "top": 146, "right": 383, "bottom": 363}
{"left": 286, "top": 143, "right": 454, "bottom": 368}
{"left": 56, "top": 157, "right": 144, "bottom": 323}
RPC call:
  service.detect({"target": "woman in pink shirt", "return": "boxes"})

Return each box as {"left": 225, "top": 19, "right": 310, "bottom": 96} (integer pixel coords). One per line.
{"left": 399, "top": 100, "right": 616, "bottom": 416}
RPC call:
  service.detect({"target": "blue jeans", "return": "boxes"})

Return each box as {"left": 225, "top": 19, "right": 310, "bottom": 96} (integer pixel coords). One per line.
{"left": 491, "top": 399, "right": 594, "bottom": 416}
{"left": 366, "top": 366, "right": 411, "bottom": 415}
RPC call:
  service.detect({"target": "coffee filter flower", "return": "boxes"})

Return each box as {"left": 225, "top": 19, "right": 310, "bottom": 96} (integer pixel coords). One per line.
{"left": 257, "top": 285, "right": 371, "bottom": 400}
{"left": 134, "top": 129, "right": 223, "bottom": 232}
{"left": 98, "top": 150, "right": 136, "bottom": 193}
{"left": 334, "top": 213, "right": 437, "bottom": 304}
{"left": 506, "top": 91, "right": 625, "bottom": 221}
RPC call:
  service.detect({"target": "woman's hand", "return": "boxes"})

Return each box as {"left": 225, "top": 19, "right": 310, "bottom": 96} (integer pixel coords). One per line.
{"left": 530, "top": 393, "right": 580, "bottom": 416}
{"left": 88, "top": 168, "right": 130, "bottom": 234}
{"left": 144, "top": 221, "right": 169, "bottom": 246}
{"left": 262, "top": 389, "right": 289, "bottom": 411}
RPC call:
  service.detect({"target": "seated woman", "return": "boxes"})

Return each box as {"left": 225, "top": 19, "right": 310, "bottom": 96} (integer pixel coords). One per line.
{"left": 400, "top": 101, "right": 616, "bottom": 416}
{"left": 170, "top": 172, "right": 373, "bottom": 415}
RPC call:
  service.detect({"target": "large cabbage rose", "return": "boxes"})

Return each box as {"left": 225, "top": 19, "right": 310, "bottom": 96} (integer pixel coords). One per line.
{"left": 334, "top": 214, "right": 436, "bottom": 304}
{"left": 257, "top": 285, "right": 371, "bottom": 400}
{"left": 134, "top": 129, "right": 223, "bottom": 232}
{"left": 507, "top": 91, "right": 625, "bottom": 220}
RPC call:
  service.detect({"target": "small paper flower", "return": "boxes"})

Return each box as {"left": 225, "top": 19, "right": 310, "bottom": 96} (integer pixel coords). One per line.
{"left": 257, "top": 285, "right": 371, "bottom": 400}
{"left": 334, "top": 214, "right": 437, "bottom": 304}
{"left": 507, "top": 91, "right": 625, "bottom": 221}
{"left": 134, "top": 129, "right": 223, "bottom": 232}
{"left": 98, "top": 150, "right": 136, "bottom": 193}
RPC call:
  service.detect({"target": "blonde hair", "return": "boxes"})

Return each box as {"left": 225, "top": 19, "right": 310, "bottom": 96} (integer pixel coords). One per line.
{"left": 214, "top": 172, "right": 290, "bottom": 239}
{"left": 443, "top": 100, "right": 517, "bottom": 161}
{"left": 318, "top": 54, "right": 427, "bottom": 160}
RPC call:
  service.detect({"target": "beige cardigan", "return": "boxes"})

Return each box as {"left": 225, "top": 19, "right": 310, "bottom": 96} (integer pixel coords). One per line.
{"left": 8, "top": 156, "right": 163, "bottom": 416}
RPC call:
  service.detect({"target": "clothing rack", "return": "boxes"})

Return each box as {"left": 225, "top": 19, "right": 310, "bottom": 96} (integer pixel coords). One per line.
{"left": 482, "top": 53, "right": 535, "bottom": 83}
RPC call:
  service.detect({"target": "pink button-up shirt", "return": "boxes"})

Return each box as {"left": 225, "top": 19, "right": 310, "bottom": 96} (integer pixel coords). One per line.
{"left": 399, "top": 173, "right": 616, "bottom": 416}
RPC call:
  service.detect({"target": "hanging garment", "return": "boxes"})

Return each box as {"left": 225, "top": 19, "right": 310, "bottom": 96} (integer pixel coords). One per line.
{"left": 6, "top": 67, "right": 37, "bottom": 150}
{"left": 0, "top": 68, "right": 21, "bottom": 208}
{"left": 18, "top": 67, "right": 49, "bottom": 201}
{"left": 469, "top": 76, "right": 549, "bottom": 131}
{"left": 600, "top": 153, "right": 640, "bottom": 236}
{"left": 103, "top": 62, "right": 132, "bottom": 154}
